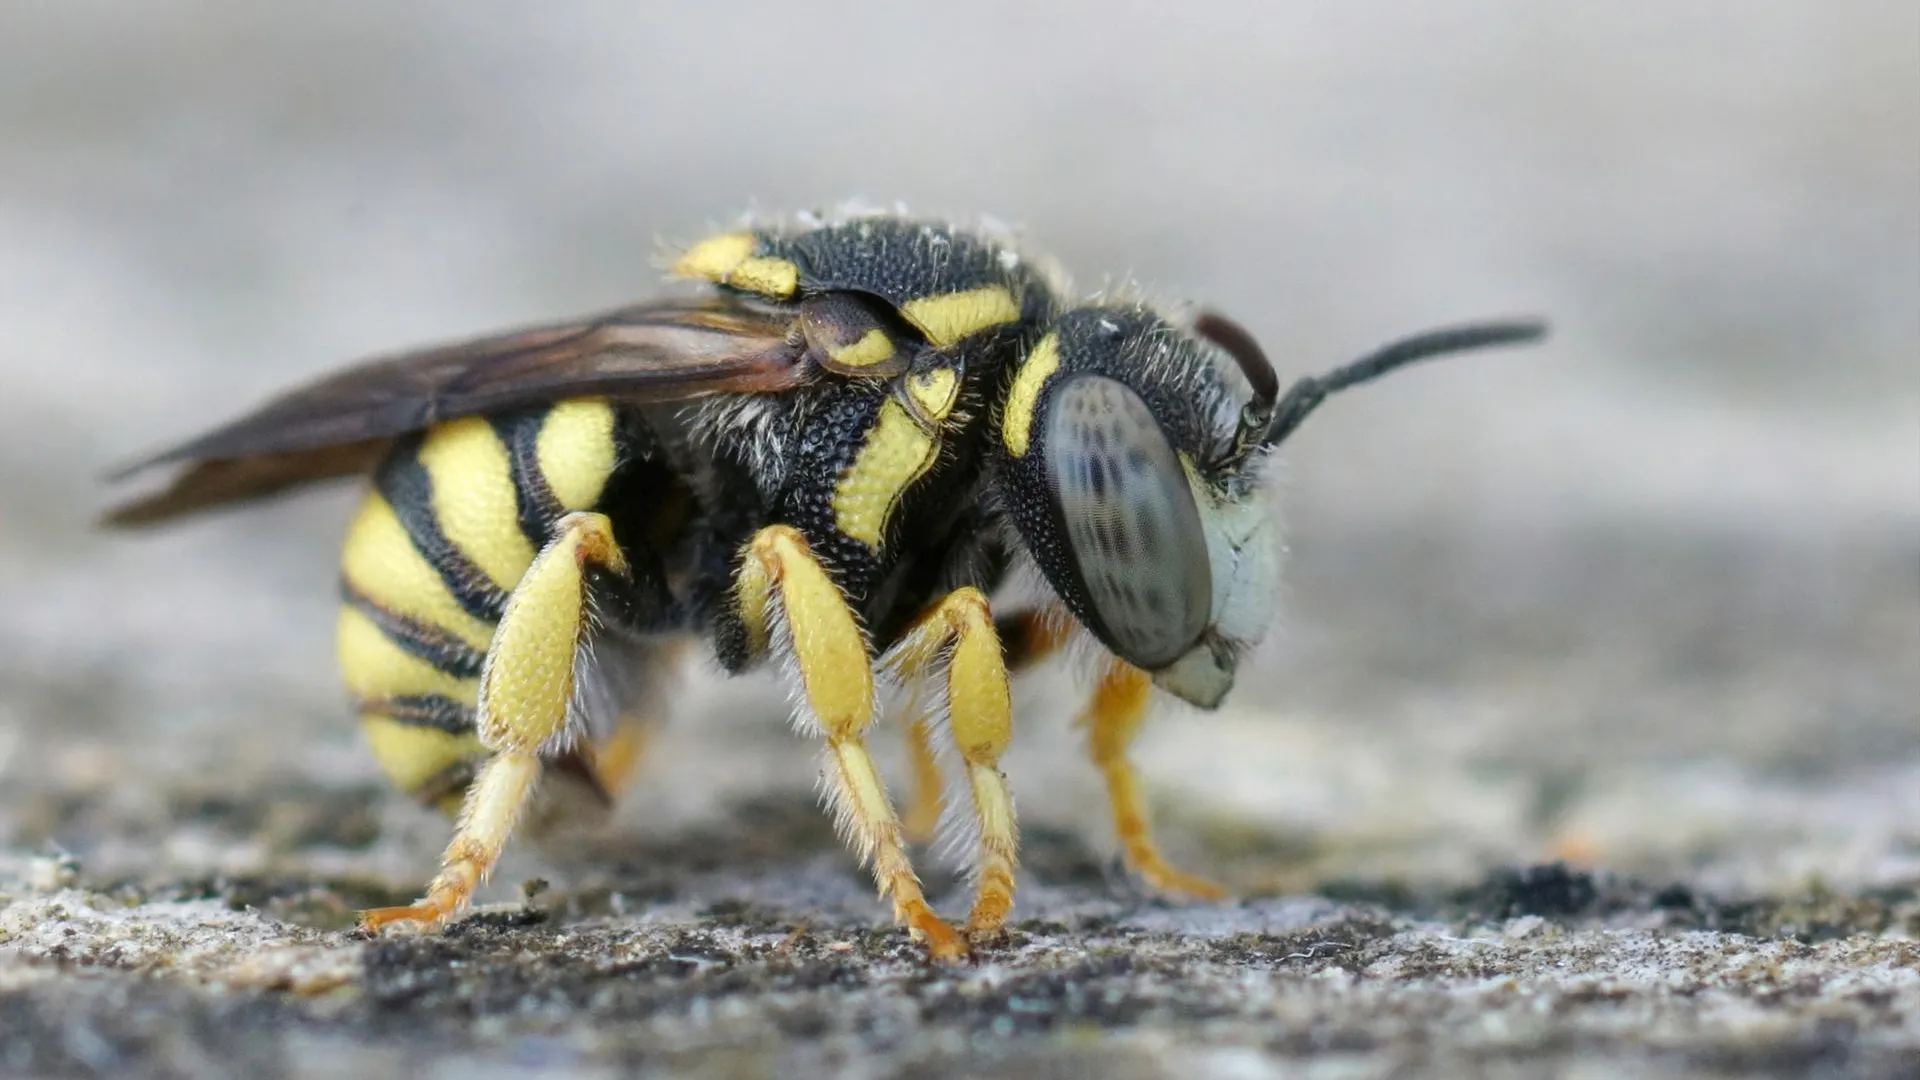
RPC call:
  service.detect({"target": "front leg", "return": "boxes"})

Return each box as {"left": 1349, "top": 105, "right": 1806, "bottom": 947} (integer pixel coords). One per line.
{"left": 361, "top": 511, "right": 629, "bottom": 930}
{"left": 1081, "top": 659, "right": 1227, "bottom": 900}
{"left": 735, "top": 525, "right": 968, "bottom": 962}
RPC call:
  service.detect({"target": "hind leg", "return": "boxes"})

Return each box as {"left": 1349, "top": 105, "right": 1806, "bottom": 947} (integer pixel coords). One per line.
{"left": 361, "top": 511, "right": 630, "bottom": 931}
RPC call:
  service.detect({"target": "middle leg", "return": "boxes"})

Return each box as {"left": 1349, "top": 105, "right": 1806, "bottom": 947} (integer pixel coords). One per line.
{"left": 884, "top": 587, "right": 1020, "bottom": 939}
{"left": 735, "top": 524, "right": 967, "bottom": 960}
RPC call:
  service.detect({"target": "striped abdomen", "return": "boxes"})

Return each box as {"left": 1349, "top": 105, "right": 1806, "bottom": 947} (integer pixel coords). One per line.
{"left": 337, "top": 398, "right": 627, "bottom": 811}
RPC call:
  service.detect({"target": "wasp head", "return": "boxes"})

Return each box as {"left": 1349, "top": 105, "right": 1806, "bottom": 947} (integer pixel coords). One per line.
{"left": 998, "top": 302, "right": 1546, "bottom": 709}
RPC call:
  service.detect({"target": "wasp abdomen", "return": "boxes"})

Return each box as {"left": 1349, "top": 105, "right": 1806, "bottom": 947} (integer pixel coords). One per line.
{"left": 336, "top": 399, "right": 625, "bottom": 809}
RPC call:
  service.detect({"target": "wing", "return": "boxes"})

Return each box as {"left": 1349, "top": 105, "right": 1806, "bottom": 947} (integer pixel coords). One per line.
{"left": 103, "top": 295, "right": 810, "bottom": 526}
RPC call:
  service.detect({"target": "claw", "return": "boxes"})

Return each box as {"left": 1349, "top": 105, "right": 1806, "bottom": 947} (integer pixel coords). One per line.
{"left": 1133, "top": 861, "right": 1229, "bottom": 902}
{"left": 358, "top": 896, "right": 460, "bottom": 933}
{"left": 898, "top": 898, "right": 969, "bottom": 963}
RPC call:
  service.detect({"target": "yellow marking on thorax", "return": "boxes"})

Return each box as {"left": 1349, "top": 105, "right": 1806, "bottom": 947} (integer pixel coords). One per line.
{"left": 670, "top": 233, "right": 800, "bottom": 299}
{"left": 830, "top": 328, "right": 898, "bottom": 369}
{"left": 416, "top": 418, "right": 535, "bottom": 594}
{"left": 901, "top": 287, "right": 1020, "bottom": 347}
{"left": 906, "top": 366, "right": 960, "bottom": 422}
{"left": 340, "top": 494, "right": 499, "bottom": 653}
{"left": 360, "top": 715, "right": 485, "bottom": 802}
{"left": 833, "top": 398, "right": 938, "bottom": 549}
{"left": 671, "top": 233, "right": 756, "bottom": 282}
{"left": 337, "top": 605, "right": 483, "bottom": 704}
{"left": 728, "top": 256, "right": 800, "bottom": 298}
{"left": 1002, "top": 332, "right": 1060, "bottom": 456}
{"left": 535, "top": 399, "right": 619, "bottom": 510}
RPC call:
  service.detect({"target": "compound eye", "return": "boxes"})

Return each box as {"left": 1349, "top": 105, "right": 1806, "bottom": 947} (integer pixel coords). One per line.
{"left": 1042, "top": 375, "right": 1212, "bottom": 669}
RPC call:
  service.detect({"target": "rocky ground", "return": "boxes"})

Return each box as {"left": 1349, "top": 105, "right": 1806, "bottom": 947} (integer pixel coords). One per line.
{"left": 4, "top": 524, "right": 1918, "bottom": 1079}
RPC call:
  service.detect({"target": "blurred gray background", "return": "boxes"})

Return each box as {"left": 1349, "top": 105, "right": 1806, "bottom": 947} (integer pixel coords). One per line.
{"left": 2, "top": 1, "right": 1916, "bottom": 895}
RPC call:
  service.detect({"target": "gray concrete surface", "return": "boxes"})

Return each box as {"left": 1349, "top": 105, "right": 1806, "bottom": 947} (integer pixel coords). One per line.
{"left": 2, "top": 3, "right": 1917, "bottom": 1077}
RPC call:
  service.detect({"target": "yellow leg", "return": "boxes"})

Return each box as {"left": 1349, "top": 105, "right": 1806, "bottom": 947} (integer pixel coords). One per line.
{"left": 361, "top": 511, "right": 629, "bottom": 931}
{"left": 886, "top": 588, "right": 1019, "bottom": 939}
{"left": 900, "top": 696, "right": 946, "bottom": 843}
{"left": 736, "top": 525, "right": 966, "bottom": 961}
{"left": 899, "top": 605, "right": 1064, "bottom": 845}
{"left": 1080, "top": 659, "right": 1227, "bottom": 900}
{"left": 589, "top": 718, "right": 651, "bottom": 800}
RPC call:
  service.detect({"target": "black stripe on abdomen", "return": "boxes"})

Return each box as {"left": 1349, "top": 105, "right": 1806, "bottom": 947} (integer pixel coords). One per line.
{"left": 374, "top": 436, "right": 511, "bottom": 622}
{"left": 492, "top": 407, "right": 566, "bottom": 550}
{"left": 359, "top": 693, "right": 478, "bottom": 735}
{"left": 340, "top": 580, "right": 487, "bottom": 680}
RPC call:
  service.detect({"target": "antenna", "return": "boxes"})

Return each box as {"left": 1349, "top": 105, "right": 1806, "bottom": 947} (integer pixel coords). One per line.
{"left": 1261, "top": 318, "right": 1549, "bottom": 448}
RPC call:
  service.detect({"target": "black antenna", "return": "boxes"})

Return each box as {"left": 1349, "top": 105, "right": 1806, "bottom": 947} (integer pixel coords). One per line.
{"left": 1261, "top": 318, "right": 1548, "bottom": 448}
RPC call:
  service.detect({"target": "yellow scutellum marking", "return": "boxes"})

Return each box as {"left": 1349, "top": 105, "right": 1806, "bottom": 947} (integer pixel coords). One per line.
{"left": 359, "top": 715, "right": 484, "bottom": 797}
{"left": 417, "top": 418, "right": 535, "bottom": 594}
{"left": 828, "top": 327, "right": 897, "bottom": 369}
{"left": 337, "top": 606, "right": 481, "bottom": 704}
{"left": 901, "top": 286, "right": 1019, "bottom": 348}
{"left": 734, "top": 525, "right": 967, "bottom": 960}
{"left": 340, "top": 495, "right": 499, "bottom": 653}
{"left": 670, "top": 233, "right": 755, "bottom": 283}
{"left": 906, "top": 366, "right": 960, "bottom": 422}
{"left": 1002, "top": 332, "right": 1060, "bottom": 456}
{"left": 535, "top": 399, "right": 619, "bottom": 511}
{"left": 886, "top": 588, "right": 1019, "bottom": 937}
{"left": 832, "top": 399, "right": 937, "bottom": 550}
{"left": 1080, "top": 659, "right": 1228, "bottom": 900}
{"left": 670, "top": 234, "right": 800, "bottom": 299}
{"left": 727, "top": 256, "right": 800, "bottom": 299}
{"left": 360, "top": 512, "right": 630, "bottom": 934}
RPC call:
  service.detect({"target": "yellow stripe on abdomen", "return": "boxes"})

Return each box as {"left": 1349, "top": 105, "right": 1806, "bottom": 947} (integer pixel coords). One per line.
{"left": 360, "top": 714, "right": 486, "bottom": 806}
{"left": 337, "top": 603, "right": 483, "bottom": 705}
{"left": 416, "top": 417, "right": 536, "bottom": 595}
{"left": 340, "top": 493, "right": 499, "bottom": 654}
{"left": 535, "top": 400, "right": 619, "bottom": 511}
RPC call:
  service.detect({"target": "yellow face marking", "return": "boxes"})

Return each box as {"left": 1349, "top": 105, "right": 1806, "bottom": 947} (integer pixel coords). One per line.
{"left": 828, "top": 327, "right": 898, "bottom": 369}
{"left": 727, "top": 256, "right": 801, "bottom": 299}
{"left": 535, "top": 399, "right": 619, "bottom": 510}
{"left": 338, "top": 604, "right": 483, "bottom": 704}
{"left": 1002, "top": 332, "right": 1060, "bottom": 456}
{"left": 670, "top": 233, "right": 756, "bottom": 283}
{"left": 416, "top": 417, "right": 535, "bottom": 595}
{"left": 901, "top": 287, "right": 1020, "bottom": 348}
{"left": 360, "top": 714, "right": 485, "bottom": 799}
{"left": 832, "top": 399, "right": 938, "bottom": 549}
{"left": 340, "top": 494, "right": 499, "bottom": 653}
{"left": 906, "top": 366, "right": 960, "bottom": 423}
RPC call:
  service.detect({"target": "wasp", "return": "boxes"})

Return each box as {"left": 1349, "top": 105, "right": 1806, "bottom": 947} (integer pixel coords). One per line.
{"left": 105, "top": 210, "right": 1545, "bottom": 961}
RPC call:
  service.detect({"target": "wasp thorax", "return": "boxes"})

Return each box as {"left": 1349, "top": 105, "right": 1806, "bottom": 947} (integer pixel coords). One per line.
{"left": 1000, "top": 305, "right": 1281, "bottom": 708}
